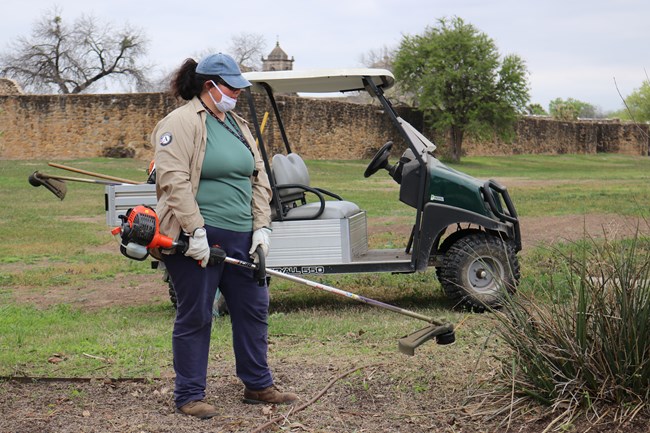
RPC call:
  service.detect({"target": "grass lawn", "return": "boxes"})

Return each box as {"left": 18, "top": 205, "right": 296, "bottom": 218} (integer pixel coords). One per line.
{"left": 0, "top": 154, "right": 648, "bottom": 378}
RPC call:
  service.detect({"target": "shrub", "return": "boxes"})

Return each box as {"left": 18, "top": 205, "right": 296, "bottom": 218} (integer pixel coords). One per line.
{"left": 494, "top": 229, "right": 650, "bottom": 427}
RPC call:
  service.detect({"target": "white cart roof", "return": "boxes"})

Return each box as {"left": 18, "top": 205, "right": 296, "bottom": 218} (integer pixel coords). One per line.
{"left": 242, "top": 68, "right": 395, "bottom": 94}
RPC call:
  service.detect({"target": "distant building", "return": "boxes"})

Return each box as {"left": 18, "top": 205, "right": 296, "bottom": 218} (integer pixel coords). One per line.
{"left": 262, "top": 41, "right": 294, "bottom": 71}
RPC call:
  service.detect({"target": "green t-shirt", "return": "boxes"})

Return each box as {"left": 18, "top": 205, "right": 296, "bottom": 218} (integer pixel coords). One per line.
{"left": 196, "top": 114, "right": 255, "bottom": 232}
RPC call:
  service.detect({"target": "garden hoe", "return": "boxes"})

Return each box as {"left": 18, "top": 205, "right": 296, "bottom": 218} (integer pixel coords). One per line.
{"left": 111, "top": 205, "right": 455, "bottom": 355}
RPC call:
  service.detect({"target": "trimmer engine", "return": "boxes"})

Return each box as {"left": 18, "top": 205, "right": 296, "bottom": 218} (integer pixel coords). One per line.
{"left": 111, "top": 205, "right": 174, "bottom": 260}
{"left": 111, "top": 205, "right": 226, "bottom": 266}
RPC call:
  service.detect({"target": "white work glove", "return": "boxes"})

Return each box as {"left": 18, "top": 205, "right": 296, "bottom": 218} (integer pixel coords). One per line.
{"left": 249, "top": 227, "right": 271, "bottom": 263}
{"left": 184, "top": 227, "right": 211, "bottom": 268}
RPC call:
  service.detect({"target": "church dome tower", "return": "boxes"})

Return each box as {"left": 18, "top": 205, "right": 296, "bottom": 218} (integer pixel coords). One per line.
{"left": 262, "top": 41, "right": 294, "bottom": 71}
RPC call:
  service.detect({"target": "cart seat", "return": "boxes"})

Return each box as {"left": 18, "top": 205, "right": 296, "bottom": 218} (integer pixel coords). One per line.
{"left": 271, "top": 153, "right": 360, "bottom": 220}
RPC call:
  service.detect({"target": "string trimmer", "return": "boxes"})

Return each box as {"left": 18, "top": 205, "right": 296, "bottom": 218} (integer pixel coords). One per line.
{"left": 28, "top": 171, "right": 122, "bottom": 200}
{"left": 111, "top": 205, "right": 455, "bottom": 355}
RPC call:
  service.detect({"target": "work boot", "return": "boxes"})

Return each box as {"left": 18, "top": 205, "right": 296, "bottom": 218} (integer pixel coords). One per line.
{"left": 176, "top": 400, "right": 218, "bottom": 419}
{"left": 243, "top": 385, "right": 298, "bottom": 405}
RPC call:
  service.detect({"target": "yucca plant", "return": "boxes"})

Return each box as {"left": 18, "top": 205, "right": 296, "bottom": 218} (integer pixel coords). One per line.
{"left": 493, "top": 229, "right": 650, "bottom": 428}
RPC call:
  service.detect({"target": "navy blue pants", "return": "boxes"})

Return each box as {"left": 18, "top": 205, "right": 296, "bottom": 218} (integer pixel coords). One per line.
{"left": 164, "top": 225, "right": 273, "bottom": 408}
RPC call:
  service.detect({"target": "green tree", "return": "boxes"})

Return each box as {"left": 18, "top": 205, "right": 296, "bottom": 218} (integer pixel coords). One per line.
{"left": 548, "top": 98, "right": 597, "bottom": 120}
{"left": 526, "top": 103, "right": 547, "bottom": 116}
{"left": 622, "top": 81, "right": 650, "bottom": 122}
{"left": 0, "top": 8, "right": 150, "bottom": 94}
{"left": 393, "top": 17, "right": 530, "bottom": 162}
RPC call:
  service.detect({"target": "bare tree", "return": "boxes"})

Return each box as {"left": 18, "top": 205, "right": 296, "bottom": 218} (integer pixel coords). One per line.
{"left": 0, "top": 8, "right": 151, "bottom": 94}
{"left": 354, "top": 44, "right": 414, "bottom": 105}
{"left": 227, "top": 32, "right": 267, "bottom": 71}
{"left": 359, "top": 44, "right": 395, "bottom": 70}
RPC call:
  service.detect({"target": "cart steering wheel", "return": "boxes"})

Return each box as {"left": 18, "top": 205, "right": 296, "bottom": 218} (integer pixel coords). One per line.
{"left": 364, "top": 141, "right": 393, "bottom": 178}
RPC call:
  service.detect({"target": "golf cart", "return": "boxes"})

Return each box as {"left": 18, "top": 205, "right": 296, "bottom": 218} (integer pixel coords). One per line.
{"left": 105, "top": 68, "right": 521, "bottom": 311}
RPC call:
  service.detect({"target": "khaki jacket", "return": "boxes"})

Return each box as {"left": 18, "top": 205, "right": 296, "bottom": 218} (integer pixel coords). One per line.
{"left": 152, "top": 97, "right": 272, "bottom": 247}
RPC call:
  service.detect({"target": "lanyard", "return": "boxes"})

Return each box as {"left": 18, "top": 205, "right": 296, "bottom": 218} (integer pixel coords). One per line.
{"left": 199, "top": 99, "right": 258, "bottom": 177}
{"left": 199, "top": 99, "right": 254, "bottom": 157}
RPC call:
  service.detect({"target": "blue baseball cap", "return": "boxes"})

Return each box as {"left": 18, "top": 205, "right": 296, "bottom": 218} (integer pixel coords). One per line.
{"left": 196, "top": 53, "right": 251, "bottom": 89}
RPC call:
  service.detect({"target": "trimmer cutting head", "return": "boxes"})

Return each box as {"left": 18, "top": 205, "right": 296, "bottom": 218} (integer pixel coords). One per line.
{"left": 29, "top": 170, "right": 121, "bottom": 200}
{"left": 28, "top": 171, "right": 67, "bottom": 200}
{"left": 398, "top": 323, "right": 455, "bottom": 356}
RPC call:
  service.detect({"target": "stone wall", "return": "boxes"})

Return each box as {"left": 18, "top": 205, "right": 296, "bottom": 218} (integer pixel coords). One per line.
{"left": 0, "top": 92, "right": 647, "bottom": 160}
{"left": 0, "top": 93, "right": 177, "bottom": 159}
{"left": 462, "top": 116, "right": 649, "bottom": 156}
{"left": 0, "top": 78, "right": 23, "bottom": 95}
{"left": 239, "top": 96, "right": 410, "bottom": 159}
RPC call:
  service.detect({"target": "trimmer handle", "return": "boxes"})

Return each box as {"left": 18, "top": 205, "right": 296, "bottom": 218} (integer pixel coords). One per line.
{"left": 173, "top": 239, "right": 227, "bottom": 267}
{"left": 253, "top": 245, "right": 266, "bottom": 286}
{"left": 208, "top": 246, "right": 227, "bottom": 266}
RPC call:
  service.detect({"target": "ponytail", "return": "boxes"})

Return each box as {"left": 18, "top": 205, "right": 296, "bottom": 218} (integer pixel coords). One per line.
{"left": 170, "top": 58, "right": 204, "bottom": 100}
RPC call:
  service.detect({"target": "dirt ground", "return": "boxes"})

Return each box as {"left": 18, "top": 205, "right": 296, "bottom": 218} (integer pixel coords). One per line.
{"left": 1, "top": 214, "right": 649, "bottom": 433}
{"left": 3, "top": 359, "right": 649, "bottom": 433}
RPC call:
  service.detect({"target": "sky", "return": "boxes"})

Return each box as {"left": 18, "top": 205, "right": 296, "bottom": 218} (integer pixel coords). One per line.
{"left": 2, "top": 0, "right": 649, "bottom": 112}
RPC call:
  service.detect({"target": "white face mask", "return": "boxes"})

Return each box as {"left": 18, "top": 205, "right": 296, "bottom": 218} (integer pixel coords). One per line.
{"left": 208, "top": 80, "right": 237, "bottom": 112}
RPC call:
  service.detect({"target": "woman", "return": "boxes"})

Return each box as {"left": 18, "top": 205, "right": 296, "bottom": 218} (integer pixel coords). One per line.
{"left": 152, "top": 53, "right": 297, "bottom": 419}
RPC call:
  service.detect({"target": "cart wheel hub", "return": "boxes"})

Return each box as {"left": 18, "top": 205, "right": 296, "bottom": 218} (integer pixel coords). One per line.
{"left": 467, "top": 256, "right": 503, "bottom": 293}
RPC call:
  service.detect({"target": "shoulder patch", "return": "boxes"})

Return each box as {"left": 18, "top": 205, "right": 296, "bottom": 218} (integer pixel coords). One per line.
{"left": 159, "top": 132, "right": 173, "bottom": 146}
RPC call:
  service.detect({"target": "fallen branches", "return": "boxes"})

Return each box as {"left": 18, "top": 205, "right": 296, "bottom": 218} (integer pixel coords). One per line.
{"left": 251, "top": 363, "right": 383, "bottom": 433}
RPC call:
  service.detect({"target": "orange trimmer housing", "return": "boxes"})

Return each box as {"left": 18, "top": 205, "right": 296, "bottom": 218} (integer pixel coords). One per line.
{"left": 112, "top": 205, "right": 175, "bottom": 260}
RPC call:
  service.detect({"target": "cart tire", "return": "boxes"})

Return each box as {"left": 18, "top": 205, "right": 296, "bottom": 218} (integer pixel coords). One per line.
{"left": 168, "top": 280, "right": 178, "bottom": 309}
{"left": 164, "top": 270, "right": 178, "bottom": 309}
{"left": 439, "top": 232, "right": 519, "bottom": 312}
